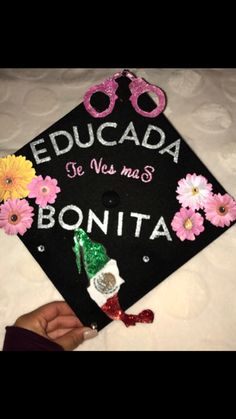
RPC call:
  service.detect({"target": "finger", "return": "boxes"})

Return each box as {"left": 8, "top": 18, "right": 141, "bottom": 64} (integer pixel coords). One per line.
{"left": 14, "top": 302, "right": 82, "bottom": 340}
{"left": 46, "top": 315, "right": 83, "bottom": 333}
{"left": 54, "top": 327, "right": 98, "bottom": 351}
{"left": 47, "top": 328, "right": 74, "bottom": 340}
{"left": 36, "top": 301, "right": 78, "bottom": 323}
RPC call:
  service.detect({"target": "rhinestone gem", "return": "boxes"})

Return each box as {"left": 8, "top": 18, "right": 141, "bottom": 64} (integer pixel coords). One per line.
{"left": 90, "top": 322, "right": 98, "bottom": 330}
{"left": 37, "top": 245, "right": 45, "bottom": 252}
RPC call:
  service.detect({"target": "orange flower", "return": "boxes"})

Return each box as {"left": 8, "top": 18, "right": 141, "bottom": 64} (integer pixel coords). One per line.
{"left": 0, "top": 155, "right": 36, "bottom": 202}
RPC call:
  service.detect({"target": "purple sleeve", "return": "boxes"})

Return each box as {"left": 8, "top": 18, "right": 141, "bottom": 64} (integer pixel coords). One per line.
{"left": 2, "top": 326, "right": 64, "bottom": 351}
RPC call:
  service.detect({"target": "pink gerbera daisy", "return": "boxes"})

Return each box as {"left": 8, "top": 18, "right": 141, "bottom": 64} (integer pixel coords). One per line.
{"left": 0, "top": 198, "right": 34, "bottom": 235}
{"left": 176, "top": 173, "right": 212, "bottom": 210}
{"left": 204, "top": 193, "right": 236, "bottom": 227}
{"left": 28, "top": 175, "right": 61, "bottom": 208}
{"left": 171, "top": 207, "right": 205, "bottom": 241}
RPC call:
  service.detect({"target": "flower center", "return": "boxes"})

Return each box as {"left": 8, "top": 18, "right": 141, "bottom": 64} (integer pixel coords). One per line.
{"left": 8, "top": 212, "right": 20, "bottom": 225}
{"left": 192, "top": 187, "right": 199, "bottom": 195}
{"left": 41, "top": 186, "right": 49, "bottom": 195}
{"left": 5, "top": 177, "right": 13, "bottom": 185}
{"left": 184, "top": 218, "right": 193, "bottom": 230}
{"left": 217, "top": 206, "right": 228, "bottom": 216}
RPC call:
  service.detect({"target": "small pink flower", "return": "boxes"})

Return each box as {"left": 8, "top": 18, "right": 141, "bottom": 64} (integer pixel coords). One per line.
{"left": 176, "top": 173, "right": 212, "bottom": 210}
{"left": 28, "top": 175, "right": 61, "bottom": 208}
{"left": 204, "top": 193, "right": 236, "bottom": 227}
{"left": 171, "top": 207, "right": 205, "bottom": 241}
{"left": 0, "top": 198, "right": 34, "bottom": 236}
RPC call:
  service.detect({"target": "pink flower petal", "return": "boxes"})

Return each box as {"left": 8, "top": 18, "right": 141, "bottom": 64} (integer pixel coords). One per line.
{"left": 0, "top": 198, "right": 34, "bottom": 236}
{"left": 171, "top": 207, "right": 205, "bottom": 241}
{"left": 27, "top": 175, "right": 61, "bottom": 208}
{"left": 176, "top": 173, "right": 212, "bottom": 211}
{"left": 204, "top": 193, "right": 236, "bottom": 228}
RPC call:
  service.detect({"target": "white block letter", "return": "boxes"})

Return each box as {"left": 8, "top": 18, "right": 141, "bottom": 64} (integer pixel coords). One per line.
{"left": 142, "top": 125, "right": 165, "bottom": 149}
{"left": 119, "top": 122, "right": 140, "bottom": 145}
{"left": 87, "top": 210, "right": 109, "bottom": 234}
{"left": 73, "top": 124, "right": 95, "bottom": 148}
{"left": 159, "top": 139, "right": 181, "bottom": 164}
{"left": 130, "top": 212, "right": 150, "bottom": 237}
{"left": 58, "top": 205, "right": 83, "bottom": 230}
{"left": 50, "top": 131, "right": 74, "bottom": 156}
{"left": 38, "top": 205, "right": 55, "bottom": 229}
{"left": 30, "top": 139, "right": 51, "bottom": 165}
{"left": 150, "top": 216, "right": 172, "bottom": 241}
{"left": 97, "top": 122, "right": 117, "bottom": 146}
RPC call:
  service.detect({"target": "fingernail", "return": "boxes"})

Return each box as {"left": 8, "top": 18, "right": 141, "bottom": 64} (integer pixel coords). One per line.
{"left": 83, "top": 328, "right": 98, "bottom": 341}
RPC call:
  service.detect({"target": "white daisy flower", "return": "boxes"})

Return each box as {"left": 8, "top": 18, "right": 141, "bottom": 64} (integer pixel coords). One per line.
{"left": 176, "top": 173, "right": 212, "bottom": 210}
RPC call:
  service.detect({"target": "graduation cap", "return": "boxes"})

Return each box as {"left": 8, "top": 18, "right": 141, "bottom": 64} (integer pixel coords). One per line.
{"left": 0, "top": 70, "right": 236, "bottom": 331}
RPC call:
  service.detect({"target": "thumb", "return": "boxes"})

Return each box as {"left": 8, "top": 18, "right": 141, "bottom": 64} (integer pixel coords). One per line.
{"left": 54, "top": 327, "right": 98, "bottom": 351}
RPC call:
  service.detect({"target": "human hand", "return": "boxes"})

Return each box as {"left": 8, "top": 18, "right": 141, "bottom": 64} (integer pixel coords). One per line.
{"left": 14, "top": 301, "right": 98, "bottom": 350}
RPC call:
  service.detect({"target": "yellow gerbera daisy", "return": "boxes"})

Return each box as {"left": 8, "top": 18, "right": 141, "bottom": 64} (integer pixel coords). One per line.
{"left": 0, "top": 155, "right": 36, "bottom": 202}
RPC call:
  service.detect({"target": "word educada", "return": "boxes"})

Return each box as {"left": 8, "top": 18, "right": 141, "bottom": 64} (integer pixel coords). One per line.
{"left": 37, "top": 205, "right": 173, "bottom": 241}
{"left": 30, "top": 122, "right": 181, "bottom": 165}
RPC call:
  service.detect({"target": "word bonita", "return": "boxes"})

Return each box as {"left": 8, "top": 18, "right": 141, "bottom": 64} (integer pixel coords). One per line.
{"left": 38, "top": 205, "right": 173, "bottom": 241}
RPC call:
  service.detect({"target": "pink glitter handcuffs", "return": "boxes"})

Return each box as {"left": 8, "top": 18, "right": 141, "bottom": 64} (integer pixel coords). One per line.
{"left": 84, "top": 70, "right": 166, "bottom": 118}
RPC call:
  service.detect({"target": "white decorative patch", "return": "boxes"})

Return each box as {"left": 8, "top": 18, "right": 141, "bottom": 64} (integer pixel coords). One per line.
{"left": 87, "top": 259, "right": 124, "bottom": 307}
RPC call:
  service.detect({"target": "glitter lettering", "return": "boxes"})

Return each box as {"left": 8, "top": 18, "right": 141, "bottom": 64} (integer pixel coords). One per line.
{"left": 97, "top": 122, "right": 117, "bottom": 146}
{"left": 90, "top": 157, "right": 117, "bottom": 175}
{"left": 30, "top": 139, "right": 51, "bottom": 165}
{"left": 159, "top": 139, "right": 181, "bottom": 164}
{"left": 119, "top": 122, "right": 140, "bottom": 145}
{"left": 142, "top": 125, "right": 165, "bottom": 149}
{"left": 58, "top": 205, "right": 83, "bottom": 230}
{"left": 130, "top": 213, "right": 151, "bottom": 237}
{"left": 87, "top": 210, "right": 109, "bottom": 235}
{"left": 150, "top": 216, "right": 173, "bottom": 241}
{"left": 50, "top": 131, "right": 74, "bottom": 156}
{"left": 38, "top": 205, "right": 55, "bottom": 229}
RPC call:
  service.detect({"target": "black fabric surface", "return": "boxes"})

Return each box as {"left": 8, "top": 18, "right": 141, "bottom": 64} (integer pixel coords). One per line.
{"left": 14, "top": 76, "right": 235, "bottom": 330}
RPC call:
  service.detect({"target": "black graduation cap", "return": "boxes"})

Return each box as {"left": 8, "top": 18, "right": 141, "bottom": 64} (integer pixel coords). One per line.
{"left": 2, "top": 70, "right": 236, "bottom": 330}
